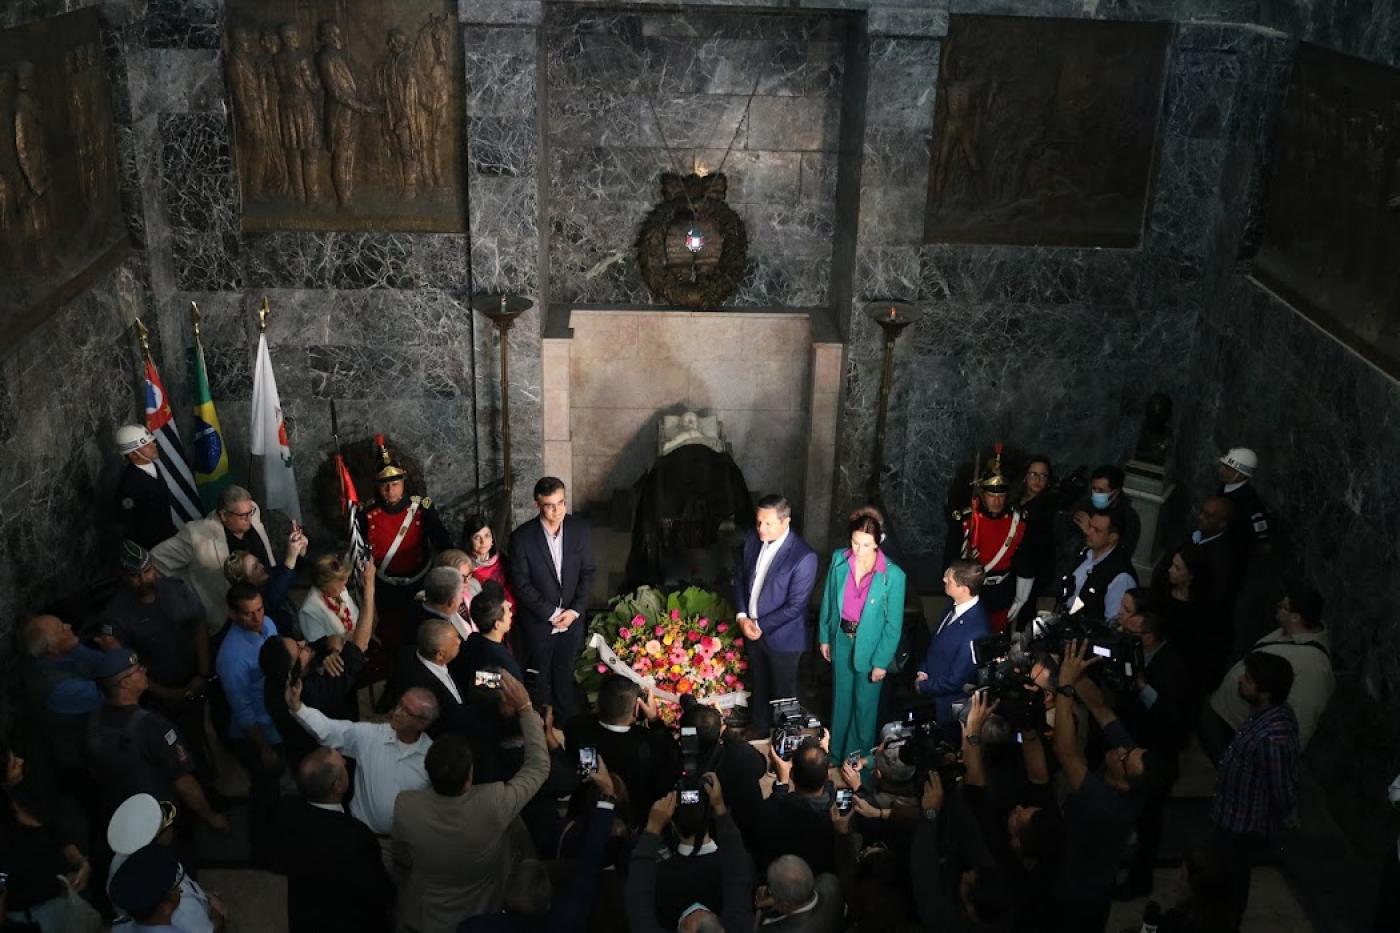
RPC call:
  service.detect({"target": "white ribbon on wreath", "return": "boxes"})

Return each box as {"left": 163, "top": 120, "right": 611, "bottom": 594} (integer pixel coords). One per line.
{"left": 587, "top": 632, "right": 750, "bottom": 710}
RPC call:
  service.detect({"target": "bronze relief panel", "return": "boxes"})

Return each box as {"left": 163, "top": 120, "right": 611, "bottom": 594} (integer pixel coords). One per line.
{"left": 225, "top": 0, "right": 464, "bottom": 232}
{"left": 0, "top": 9, "right": 128, "bottom": 343}
{"left": 1253, "top": 45, "right": 1400, "bottom": 378}
{"left": 924, "top": 15, "right": 1170, "bottom": 248}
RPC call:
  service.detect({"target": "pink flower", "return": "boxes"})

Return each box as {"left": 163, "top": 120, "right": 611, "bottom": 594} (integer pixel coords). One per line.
{"left": 670, "top": 608, "right": 681, "bottom": 621}
{"left": 686, "top": 630, "right": 701, "bottom": 642}
{"left": 596, "top": 663, "right": 608, "bottom": 674}
{"left": 632, "top": 614, "right": 646, "bottom": 627}
{"left": 634, "top": 657, "right": 652, "bottom": 673}
{"left": 654, "top": 625, "right": 665, "bottom": 636}
{"left": 701, "top": 636, "right": 717, "bottom": 651}
{"left": 723, "top": 674, "right": 738, "bottom": 685}
{"left": 697, "top": 618, "right": 709, "bottom": 630}
{"left": 619, "top": 627, "right": 632, "bottom": 640}
{"left": 733, "top": 638, "right": 744, "bottom": 648}
{"left": 645, "top": 639, "right": 663, "bottom": 656}
{"left": 716, "top": 622, "right": 729, "bottom": 633}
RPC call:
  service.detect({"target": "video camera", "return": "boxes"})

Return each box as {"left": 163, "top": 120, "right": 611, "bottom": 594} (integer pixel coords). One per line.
{"left": 884, "top": 701, "right": 964, "bottom": 784}
{"left": 971, "top": 611, "right": 1144, "bottom": 720}
{"left": 770, "top": 697, "right": 824, "bottom": 761}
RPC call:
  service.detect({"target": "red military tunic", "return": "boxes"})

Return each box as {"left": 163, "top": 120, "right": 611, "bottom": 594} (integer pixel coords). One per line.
{"left": 956, "top": 501, "right": 1026, "bottom": 632}
{"left": 361, "top": 495, "right": 445, "bottom": 583}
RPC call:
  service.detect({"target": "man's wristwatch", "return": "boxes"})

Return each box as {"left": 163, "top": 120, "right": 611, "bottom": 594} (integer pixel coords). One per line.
{"left": 966, "top": 732, "right": 983, "bottom": 747}
{"left": 1055, "top": 684, "right": 1078, "bottom": 699}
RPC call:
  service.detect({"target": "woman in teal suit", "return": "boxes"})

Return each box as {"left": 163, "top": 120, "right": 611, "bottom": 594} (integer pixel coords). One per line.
{"left": 818, "top": 506, "right": 906, "bottom": 763}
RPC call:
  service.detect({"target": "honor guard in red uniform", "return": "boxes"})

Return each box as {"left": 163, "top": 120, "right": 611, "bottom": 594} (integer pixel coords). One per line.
{"left": 949, "top": 445, "right": 1032, "bottom": 633}
{"left": 358, "top": 438, "right": 451, "bottom": 652}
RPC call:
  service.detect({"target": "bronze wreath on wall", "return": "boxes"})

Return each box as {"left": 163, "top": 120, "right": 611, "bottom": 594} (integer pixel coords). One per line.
{"left": 636, "top": 172, "right": 749, "bottom": 309}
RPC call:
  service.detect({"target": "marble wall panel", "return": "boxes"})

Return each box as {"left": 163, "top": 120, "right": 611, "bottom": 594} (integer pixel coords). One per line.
{"left": 543, "top": 6, "right": 846, "bottom": 308}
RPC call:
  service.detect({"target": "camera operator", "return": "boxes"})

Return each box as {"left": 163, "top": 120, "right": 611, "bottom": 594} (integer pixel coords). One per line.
{"left": 761, "top": 736, "right": 843, "bottom": 875}
{"left": 846, "top": 734, "right": 922, "bottom": 827}
{"left": 1049, "top": 641, "right": 1174, "bottom": 932}
{"left": 677, "top": 697, "right": 766, "bottom": 847}
{"left": 626, "top": 775, "right": 754, "bottom": 933}
{"left": 958, "top": 690, "right": 1061, "bottom": 931}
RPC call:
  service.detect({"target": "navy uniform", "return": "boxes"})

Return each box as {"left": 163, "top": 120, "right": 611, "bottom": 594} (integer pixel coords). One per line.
{"left": 85, "top": 651, "right": 197, "bottom": 815}
{"left": 114, "top": 425, "right": 177, "bottom": 549}
{"left": 1217, "top": 447, "right": 1271, "bottom": 565}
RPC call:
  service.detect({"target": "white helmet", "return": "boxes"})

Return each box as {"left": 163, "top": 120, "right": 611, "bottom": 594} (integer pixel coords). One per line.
{"left": 107, "top": 793, "right": 164, "bottom": 856}
{"left": 1218, "top": 447, "right": 1257, "bottom": 477}
{"left": 115, "top": 424, "right": 156, "bottom": 455}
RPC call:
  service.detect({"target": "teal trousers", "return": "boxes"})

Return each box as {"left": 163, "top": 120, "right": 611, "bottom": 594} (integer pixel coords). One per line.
{"left": 829, "top": 632, "right": 883, "bottom": 763}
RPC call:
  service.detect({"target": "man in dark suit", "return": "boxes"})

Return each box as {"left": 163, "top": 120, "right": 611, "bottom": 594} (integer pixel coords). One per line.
{"left": 113, "top": 424, "right": 179, "bottom": 549}
{"left": 508, "top": 476, "right": 596, "bottom": 719}
{"left": 564, "top": 675, "right": 677, "bottom": 825}
{"left": 394, "top": 618, "right": 476, "bottom": 739}
{"left": 917, "top": 560, "right": 990, "bottom": 725}
{"left": 276, "top": 747, "right": 395, "bottom": 932}
{"left": 733, "top": 494, "right": 818, "bottom": 735}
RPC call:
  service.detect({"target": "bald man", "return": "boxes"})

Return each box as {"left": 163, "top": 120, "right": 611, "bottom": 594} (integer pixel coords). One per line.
{"left": 278, "top": 747, "right": 395, "bottom": 931}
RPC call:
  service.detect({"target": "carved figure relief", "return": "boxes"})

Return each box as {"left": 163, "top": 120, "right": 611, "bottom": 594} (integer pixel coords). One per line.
{"left": 226, "top": 1, "right": 464, "bottom": 232}
{"left": 924, "top": 15, "right": 1170, "bottom": 248}
{"left": 1254, "top": 45, "right": 1400, "bottom": 376}
{"left": 0, "top": 10, "right": 127, "bottom": 346}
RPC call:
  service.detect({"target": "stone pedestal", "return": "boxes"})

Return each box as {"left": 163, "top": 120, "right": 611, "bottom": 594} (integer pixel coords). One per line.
{"left": 1123, "top": 458, "right": 1173, "bottom": 579}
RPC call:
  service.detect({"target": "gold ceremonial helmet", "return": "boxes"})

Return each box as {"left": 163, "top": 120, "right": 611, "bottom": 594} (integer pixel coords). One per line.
{"left": 976, "top": 443, "right": 1010, "bottom": 494}
{"left": 374, "top": 434, "right": 408, "bottom": 482}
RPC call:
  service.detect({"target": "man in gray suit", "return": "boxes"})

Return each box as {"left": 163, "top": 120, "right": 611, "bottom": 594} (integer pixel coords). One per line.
{"left": 754, "top": 855, "right": 845, "bottom": 932}
{"left": 391, "top": 671, "right": 548, "bottom": 932}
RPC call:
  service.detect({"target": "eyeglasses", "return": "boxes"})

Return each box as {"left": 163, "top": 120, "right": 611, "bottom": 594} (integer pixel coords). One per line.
{"left": 224, "top": 509, "right": 255, "bottom": 519}
{"left": 1026, "top": 471, "right": 1049, "bottom": 479}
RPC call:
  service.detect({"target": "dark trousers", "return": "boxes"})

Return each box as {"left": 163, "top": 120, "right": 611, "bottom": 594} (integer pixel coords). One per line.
{"left": 1212, "top": 828, "right": 1268, "bottom": 931}
{"left": 747, "top": 640, "right": 803, "bottom": 731}
{"left": 228, "top": 738, "right": 283, "bottom": 867}
{"left": 1373, "top": 847, "right": 1400, "bottom": 932}
{"left": 522, "top": 621, "right": 583, "bottom": 720}
{"left": 1128, "top": 787, "right": 1169, "bottom": 890}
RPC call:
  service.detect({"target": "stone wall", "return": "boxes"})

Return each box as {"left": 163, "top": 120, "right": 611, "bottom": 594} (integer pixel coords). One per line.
{"left": 542, "top": 7, "right": 846, "bottom": 309}
{"left": 835, "top": 17, "right": 1289, "bottom": 583}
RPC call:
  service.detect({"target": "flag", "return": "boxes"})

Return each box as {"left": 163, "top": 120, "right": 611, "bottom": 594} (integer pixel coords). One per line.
{"left": 141, "top": 355, "right": 201, "bottom": 526}
{"left": 189, "top": 332, "right": 231, "bottom": 510}
{"left": 250, "top": 332, "right": 301, "bottom": 521}
{"left": 333, "top": 451, "right": 359, "bottom": 516}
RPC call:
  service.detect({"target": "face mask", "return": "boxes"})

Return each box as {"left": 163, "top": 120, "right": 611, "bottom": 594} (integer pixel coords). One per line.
{"left": 1090, "top": 491, "right": 1112, "bottom": 509}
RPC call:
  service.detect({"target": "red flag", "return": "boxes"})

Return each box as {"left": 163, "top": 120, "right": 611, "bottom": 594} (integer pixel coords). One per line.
{"left": 334, "top": 452, "right": 359, "bottom": 516}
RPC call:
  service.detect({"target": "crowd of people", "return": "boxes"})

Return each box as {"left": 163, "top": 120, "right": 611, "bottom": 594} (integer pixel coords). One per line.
{"left": 1, "top": 429, "right": 1352, "bottom": 933}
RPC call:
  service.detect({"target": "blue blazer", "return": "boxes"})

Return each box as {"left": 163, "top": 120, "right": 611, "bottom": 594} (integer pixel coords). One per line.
{"left": 817, "top": 550, "right": 906, "bottom": 673}
{"left": 732, "top": 530, "right": 819, "bottom": 654}
{"left": 917, "top": 599, "right": 990, "bottom": 723}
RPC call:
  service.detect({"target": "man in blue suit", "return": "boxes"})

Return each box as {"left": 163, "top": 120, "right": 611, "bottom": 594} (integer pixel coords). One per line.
{"left": 733, "top": 494, "right": 819, "bottom": 737}
{"left": 916, "top": 559, "right": 989, "bottom": 724}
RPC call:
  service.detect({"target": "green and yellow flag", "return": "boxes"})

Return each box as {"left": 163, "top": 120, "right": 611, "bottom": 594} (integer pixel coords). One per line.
{"left": 188, "top": 303, "right": 230, "bottom": 510}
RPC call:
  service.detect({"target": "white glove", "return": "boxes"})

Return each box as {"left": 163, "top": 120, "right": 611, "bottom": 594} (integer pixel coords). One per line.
{"left": 1007, "top": 576, "right": 1035, "bottom": 621}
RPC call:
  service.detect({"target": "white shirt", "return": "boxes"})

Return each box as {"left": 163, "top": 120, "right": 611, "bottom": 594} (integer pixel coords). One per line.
{"left": 937, "top": 595, "right": 980, "bottom": 636}
{"left": 309, "top": 801, "right": 345, "bottom": 813}
{"left": 298, "top": 589, "right": 361, "bottom": 643}
{"left": 294, "top": 704, "right": 431, "bottom": 835}
{"left": 110, "top": 850, "right": 214, "bottom": 932}
{"left": 416, "top": 653, "right": 463, "bottom": 704}
{"left": 743, "top": 529, "right": 790, "bottom": 621}
{"left": 135, "top": 461, "right": 159, "bottom": 478}
{"left": 676, "top": 839, "right": 718, "bottom": 856}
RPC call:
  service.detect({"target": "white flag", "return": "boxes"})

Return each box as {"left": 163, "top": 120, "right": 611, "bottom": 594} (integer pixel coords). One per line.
{"left": 251, "top": 333, "right": 302, "bottom": 521}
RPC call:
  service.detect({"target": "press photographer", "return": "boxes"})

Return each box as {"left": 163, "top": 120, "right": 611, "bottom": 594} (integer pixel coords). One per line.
{"left": 676, "top": 696, "right": 767, "bottom": 846}
{"left": 959, "top": 689, "right": 1061, "bottom": 932}
{"left": 1048, "top": 641, "right": 1174, "bottom": 932}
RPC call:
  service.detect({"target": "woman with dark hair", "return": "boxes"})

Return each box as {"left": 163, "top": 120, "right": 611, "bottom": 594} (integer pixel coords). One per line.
{"left": 1011, "top": 454, "right": 1059, "bottom": 625}
{"left": 817, "top": 505, "right": 907, "bottom": 763}
{"left": 0, "top": 741, "right": 101, "bottom": 932}
{"left": 458, "top": 513, "right": 515, "bottom": 612}
{"left": 1155, "top": 544, "right": 1226, "bottom": 699}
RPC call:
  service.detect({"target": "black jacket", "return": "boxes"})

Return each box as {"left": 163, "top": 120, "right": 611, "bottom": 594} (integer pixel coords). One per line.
{"left": 507, "top": 515, "right": 596, "bottom": 631}
{"left": 276, "top": 798, "right": 394, "bottom": 932}
{"left": 115, "top": 462, "right": 177, "bottom": 549}
{"left": 564, "top": 714, "right": 678, "bottom": 825}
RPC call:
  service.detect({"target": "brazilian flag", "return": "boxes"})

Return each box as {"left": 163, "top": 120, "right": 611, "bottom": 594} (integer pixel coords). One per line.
{"left": 189, "top": 335, "right": 231, "bottom": 510}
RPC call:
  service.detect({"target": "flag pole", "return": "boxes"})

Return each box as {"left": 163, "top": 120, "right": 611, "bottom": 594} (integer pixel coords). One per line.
{"left": 134, "top": 317, "right": 152, "bottom": 357}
